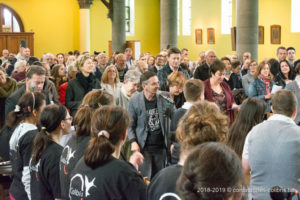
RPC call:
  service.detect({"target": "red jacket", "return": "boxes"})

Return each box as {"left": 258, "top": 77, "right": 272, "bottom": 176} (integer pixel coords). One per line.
{"left": 204, "top": 79, "right": 235, "bottom": 123}
{"left": 59, "top": 82, "right": 68, "bottom": 105}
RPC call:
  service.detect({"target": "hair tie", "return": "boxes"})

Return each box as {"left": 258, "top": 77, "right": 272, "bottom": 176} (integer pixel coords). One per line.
{"left": 41, "top": 127, "right": 47, "bottom": 131}
{"left": 98, "top": 130, "right": 110, "bottom": 139}
{"left": 14, "top": 105, "right": 21, "bottom": 112}
{"left": 82, "top": 104, "right": 90, "bottom": 108}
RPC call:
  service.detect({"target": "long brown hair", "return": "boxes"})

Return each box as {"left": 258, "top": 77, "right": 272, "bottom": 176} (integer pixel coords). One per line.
{"left": 254, "top": 61, "right": 270, "bottom": 80}
{"left": 73, "top": 90, "right": 114, "bottom": 138}
{"left": 84, "top": 106, "right": 129, "bottom": 169}
{"left": 227, "top": 98, "right": 266, "bottom": 157}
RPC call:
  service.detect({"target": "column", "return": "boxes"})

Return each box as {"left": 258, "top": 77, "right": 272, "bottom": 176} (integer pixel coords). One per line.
{"left": 112, "top": 0, "right": 126, "bottom": 52}
{"left": 236, "top": 0, "right": 258, "bottom": 60}
{"left": 160, "top": 0, "right": 178, "bottom": 50}
{"left": 78, "top": 0, "right": 93, "bottom": 53}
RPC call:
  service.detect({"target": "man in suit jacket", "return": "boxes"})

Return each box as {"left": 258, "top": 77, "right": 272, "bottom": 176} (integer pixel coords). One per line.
{"left": 157, "top": 48, "right": 189, "bottom": 91}
{"left": 127, "top": 71, "right": 174, "bottom": 179}
{"left": 271, "top": 46, "right": 287, "bottom": 76}
{"left": 194, "top": 49, "right": 217, "bottom": 81}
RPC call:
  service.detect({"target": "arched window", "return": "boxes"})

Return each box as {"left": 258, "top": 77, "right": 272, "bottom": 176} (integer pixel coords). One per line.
{"left": 0, "top": 4, "right": 24, "bottom": 32}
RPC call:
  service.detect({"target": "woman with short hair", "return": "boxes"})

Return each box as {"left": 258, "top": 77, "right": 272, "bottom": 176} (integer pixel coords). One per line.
{"left": 204, "top": 60, "right": 237, "bottom": 123}
{"left": 101, "top": 65, "right": 122, "bottom": 101}
{"left": 167, "top": 71, "right": 187, "bottom": 108}
{"left": 65, "top": 55, "right": 101, "bottom": 117}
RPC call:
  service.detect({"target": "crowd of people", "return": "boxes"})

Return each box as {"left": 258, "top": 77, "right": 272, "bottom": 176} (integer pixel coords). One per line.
{"left": 0, "top": 45, "right": 300, "bottom": 200}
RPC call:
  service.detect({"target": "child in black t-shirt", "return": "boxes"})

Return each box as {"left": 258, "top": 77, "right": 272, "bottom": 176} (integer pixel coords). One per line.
{"left": 8, "top": 92, "right": 46, "bottom": 200}
{"left": 69, "top": 106, "right": 146, "bottom": 200}
{"left": 30, "top": 104, "right": 71, "bottom": 200}
{"left": 59, "top": 89, "right": 114, "bottom": 199}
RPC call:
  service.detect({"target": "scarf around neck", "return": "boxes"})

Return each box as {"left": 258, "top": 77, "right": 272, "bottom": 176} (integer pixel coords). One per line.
{"left": 76, "top": 72, "right": 96, "bottom": 93}
{"left": 259, "top": 74, "right": 271, "bottom": 94}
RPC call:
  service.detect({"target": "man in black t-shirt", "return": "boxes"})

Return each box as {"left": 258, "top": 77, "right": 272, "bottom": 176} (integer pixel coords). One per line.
{"left": 128, "top": 71, "right": 174, "bottom": 180}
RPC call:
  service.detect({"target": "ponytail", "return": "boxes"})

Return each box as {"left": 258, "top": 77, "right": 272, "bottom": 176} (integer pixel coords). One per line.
{"left": 74, "top": 90, "right": 114, "bottom": 138}
{"left": 6, "top": 92, "right": 45, "bottom": 128}
{"left": 31, "top": 104, "right": 67, "bottom": 164}
{"left": 32, "top": 128, "right": 52, "bottom": 164}
{"left": 84, "top": 106, "right": 130, "bottom": 169}
{"left": 84, "top": 130, "right": 114, "bottom": 169}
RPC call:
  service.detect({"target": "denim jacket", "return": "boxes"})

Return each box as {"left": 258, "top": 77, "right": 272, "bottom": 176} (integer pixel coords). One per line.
{"left": 248, "top": 78, "right": 274, "bottom": 113}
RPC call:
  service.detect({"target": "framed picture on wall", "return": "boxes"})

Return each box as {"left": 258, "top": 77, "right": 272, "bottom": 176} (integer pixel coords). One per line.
{"left": 258, "top": 26, "right": 264, "bottom": 44}
{"left": 207, "top": 28, "right": 215, "bottom": 44}
{"left": 231, "top": 27, "right": 236, "bottom": 51}
{"left": 195, "top": 29, "right": 202, "bottom": 44}
{"left": 271, "top": 25, "right": 281, "bottom": 44}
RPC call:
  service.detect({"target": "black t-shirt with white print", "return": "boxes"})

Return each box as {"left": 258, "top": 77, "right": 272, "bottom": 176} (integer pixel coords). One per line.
{"left": 147, "top": 164, "right": 182, "bottom": 200}
{"left": 144, "top": 95, "right": 164, "bottom": 152}
{"left": 59, "top": 135, "right": 90, "bottom": 199}
{"left": 9, "top": 123, "right": 38, "bottom": 200}
{"left": 30, "top": 141, "right": 63, "bottom": 200}
{"left": 69, "top": 156, "right": 147, "bottom": 200}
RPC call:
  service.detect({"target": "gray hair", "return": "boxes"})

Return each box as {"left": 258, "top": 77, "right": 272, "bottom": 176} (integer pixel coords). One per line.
{"left": 124, "top": 70, "right": 141, "bottom": 83}
{"left": 205, "top": 49, "right": 216, "bottom": 56}
{"left": 14, "top": 61, "right": 26, "bottom": 69}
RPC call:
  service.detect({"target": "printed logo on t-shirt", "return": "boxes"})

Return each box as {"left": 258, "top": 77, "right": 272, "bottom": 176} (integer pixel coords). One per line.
{"left": 147, "top": 108, "right": 160, "bottom": 131}
{"left": 69, "top": 173, "right": 96, "bottom": 199}
{"left": 29, "top": 158, "right": 41, "bottom": 181}
{"left": 60, "top": 145, "right": 76, "bottom": 175}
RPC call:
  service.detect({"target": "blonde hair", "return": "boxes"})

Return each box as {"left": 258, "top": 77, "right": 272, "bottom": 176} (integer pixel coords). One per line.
{"left": 168, "top": 71, "right": 187, "bottom": 87}
{"left": 74, "top": 55, "right": 90, "bottom": 73}
{"left": 176, "top": 101, "right": 229, "bottom": 153}
{"left": 101, "top": 65, "right": 120, "bottom": 84}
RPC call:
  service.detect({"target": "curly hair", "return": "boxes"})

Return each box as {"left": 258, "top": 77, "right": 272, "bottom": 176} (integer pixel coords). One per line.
{"left": 176, "top": 101, "right": 229, "bottom": 153}
{"left": 177, "top": 142, "right": 245, "bottom": 200}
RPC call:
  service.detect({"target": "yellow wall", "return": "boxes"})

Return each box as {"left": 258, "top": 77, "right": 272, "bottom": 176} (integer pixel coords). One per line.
{"left": 258, "top": 0, "right": 300, "bottom": 62}
{"left": 178, "top": 0, "right": 235, "bottom": 61}
{"left": 1, "top": 0, "right": 80, "bottom": 58}
{"left": 90, "top": 0, "right": 161, "bottom": 57}
{"left": 178, "top": 0, "right": 300, "bottom": 62}
{"left": 2, "top": 0, "right": 299, "bottom": 62}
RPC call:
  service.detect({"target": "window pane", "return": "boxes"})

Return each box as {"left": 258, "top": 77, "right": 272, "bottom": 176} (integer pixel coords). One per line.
{"left": 125, "top": 6, "right": 130, "bottom": 20}
{"left": 291, "top": 0, "right": 300, "bottom": 32}
{"left": 177, "top": 0, "right": 180, "bottom": 35}
{"left": 221, "top": 0, "right": 232, "bottom": 34}
{"left": 125, "top": 0, "right": 134, "bottom": 35}
{"left": 13, "top": 16, "right": 20, "bottom": 32}
{"left": 182, "top": 0, "right": 191, "bottom": 35}
{"left": 3, "top": 8, "right": 12, "bottom": 27}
